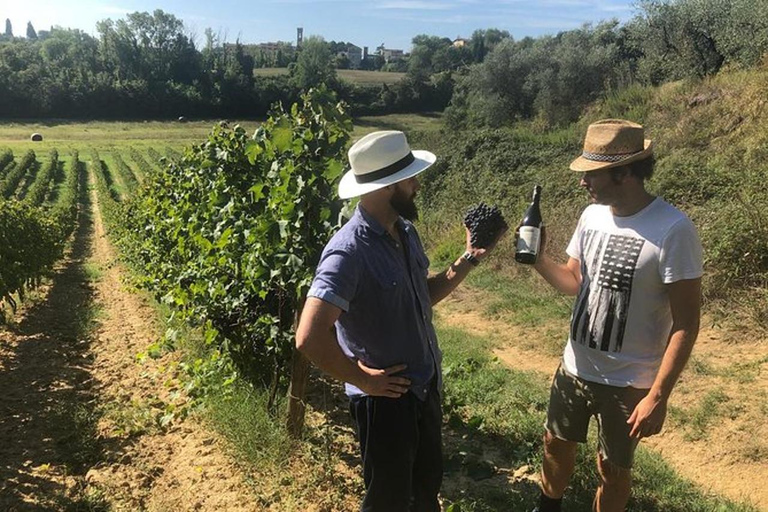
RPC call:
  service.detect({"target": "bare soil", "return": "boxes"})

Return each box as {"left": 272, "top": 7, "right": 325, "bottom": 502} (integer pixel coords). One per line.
{"left": 436, "top": 286, "right": 768, "bottom": 510}
{"left": 0, "top": 171, "right": 260, "bottom": 510}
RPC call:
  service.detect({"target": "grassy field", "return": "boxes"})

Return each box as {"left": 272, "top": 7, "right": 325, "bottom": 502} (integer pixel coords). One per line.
{"left": 254, "top": 67, "right": 406, "bottom": 84}
{"left": 0, "top": 113, "right": 440, "bottom": 157}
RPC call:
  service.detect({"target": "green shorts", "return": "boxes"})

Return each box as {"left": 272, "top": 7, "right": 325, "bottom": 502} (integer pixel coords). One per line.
{"left": 545, "top": 363, "right": 649, "bottom": 469}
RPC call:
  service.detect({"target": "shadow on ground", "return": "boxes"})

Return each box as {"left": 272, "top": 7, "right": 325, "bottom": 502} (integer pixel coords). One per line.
{"left": 303, "top": 371, "right": 542, "bottom": 511}
{"left": 0, "top": 167, "right": 114, "bottom": 510}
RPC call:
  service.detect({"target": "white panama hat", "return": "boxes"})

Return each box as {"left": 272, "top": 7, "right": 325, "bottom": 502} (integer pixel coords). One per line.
{"left": 338, "top": 130, "right": 436, "bottom": 199}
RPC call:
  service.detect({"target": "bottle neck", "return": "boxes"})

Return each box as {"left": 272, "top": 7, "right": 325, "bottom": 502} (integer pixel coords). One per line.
{"left": 531, "top": 187, "right": 541, "bottom": 205}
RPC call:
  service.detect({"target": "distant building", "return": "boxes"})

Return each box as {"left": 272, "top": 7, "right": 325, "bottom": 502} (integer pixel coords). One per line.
{"left": 246, "top": 41, "right": 297, "bottom": 67}
{"left": 297, "top": 27, "right": 304, "bottom": 48}
{"left": 344, "top": 44, "right": 363, "bottom": 69}
{"left": 255, "top": 42, "right": 288, "bottom": 52}
{"left": 376, "top": 45, "right": 405, "bottom": 63}
{"left": 452, "top": 37, "right": 469, "bottom": 48}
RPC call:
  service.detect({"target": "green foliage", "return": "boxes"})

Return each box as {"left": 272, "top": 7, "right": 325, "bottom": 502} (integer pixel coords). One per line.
{"left": 0, "top": 149, "right": 13, "bottom": 178}
{"left": 128, "top": 147, "right": 152, "bottom": 180}
{"left": 0, "top": 150, "right": 79, "bottom": 308}
{"left": 447, "top": 21, "right": 629, "bottom": 128}
{"left": 110, "top": 150, "right": 140, "bottom": 197}
{"left": 292, "top": 36, "right": 337, "bottom": 90}
{"left": 0, "top": 150, "right": 36, "bottom": 198}
{"left": 25, "top": 149, "right": 58, "bottom": 205}
{"left": 629, "top": 0, "right": 768, "bottom": 84}
{"left": 125, "top": 88, "right": 352, "bottom": 385}
{"left": 90, "top": 149, "right": 130, "bottom": 248}
{"left": 424, "top": 64, "right": 768, "bottom": 331}
{"left": 415, "top": 127, "right": 582, "bottom": 249}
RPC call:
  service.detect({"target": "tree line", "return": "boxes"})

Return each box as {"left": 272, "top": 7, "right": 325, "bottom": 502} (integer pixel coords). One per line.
{"left": 0, "top": 10, "right": 452, "bottom": 119}
{"left": 446, "top": 0, "right": 768, "bottom": 128}
{"left": 2, "top": 0, "right": 767, "bottom": 121}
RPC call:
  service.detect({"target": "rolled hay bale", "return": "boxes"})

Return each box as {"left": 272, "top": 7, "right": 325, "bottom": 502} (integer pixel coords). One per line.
{"left": 177, "top": 116, "right": 187, "bottom": 123}
{"left": 31, "top": 133, "right": 43, "bottom": 142}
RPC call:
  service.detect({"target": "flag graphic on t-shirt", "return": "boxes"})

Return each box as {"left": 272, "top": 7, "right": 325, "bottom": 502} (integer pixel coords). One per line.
{"left": 570, "top": 230, "right": 645, "bottom": 352}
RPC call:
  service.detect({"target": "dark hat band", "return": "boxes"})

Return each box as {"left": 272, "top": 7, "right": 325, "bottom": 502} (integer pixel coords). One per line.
{"left": 582, "top": 149, "right": 643, "bottom": 163}
{"left": 354, "top": 152, "right": 415, "bottom": 184}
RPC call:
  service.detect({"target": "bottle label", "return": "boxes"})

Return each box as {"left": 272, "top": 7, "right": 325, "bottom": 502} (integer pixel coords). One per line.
{"left": 517, "top": 226, "right": 541, "bottom": 254}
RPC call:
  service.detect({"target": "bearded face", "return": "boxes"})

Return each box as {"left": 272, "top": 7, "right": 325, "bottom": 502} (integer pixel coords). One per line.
{"left": 390, "top": 182, "right": 419, "bottom": 221}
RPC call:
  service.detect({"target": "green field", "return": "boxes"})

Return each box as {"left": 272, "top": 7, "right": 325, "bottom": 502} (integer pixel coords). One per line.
{"left": 0, "top": 113, "right": 440, "bottom": 157}
{"left": 254, "top": 67, "right": 406, "bottom": 84}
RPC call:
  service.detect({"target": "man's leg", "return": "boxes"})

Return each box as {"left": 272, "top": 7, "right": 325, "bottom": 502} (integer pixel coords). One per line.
{"left": 411, "top": 381, "right": 442, "bottom": 512}
{"left": 593, "top": 454, "right": 632, "bottom": 512}
{"left": 541, "top": 431, "right": 578, "bottom": 499}
{"left": 538, "top": 364, "right": 591, "bottom": 511}
{"left": 591, "top": 384, "right": 647, "bottom": 512}
{"left": 349, "top": 393, "right": 420, "bottom": 512}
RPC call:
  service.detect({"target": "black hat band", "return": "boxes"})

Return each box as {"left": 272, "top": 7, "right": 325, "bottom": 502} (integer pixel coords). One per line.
{"left": 354, "top": 152, "right": 415, "bottom": 184}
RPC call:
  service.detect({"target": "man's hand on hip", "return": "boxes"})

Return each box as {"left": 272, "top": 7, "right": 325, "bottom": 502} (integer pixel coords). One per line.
{"left": 356, "top": 361, "right": 411, "bottom": 398}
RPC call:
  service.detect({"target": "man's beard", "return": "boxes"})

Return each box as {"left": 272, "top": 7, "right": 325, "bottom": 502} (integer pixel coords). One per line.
{"left": 390, "top": 187, "right": 419, "bottom": 221}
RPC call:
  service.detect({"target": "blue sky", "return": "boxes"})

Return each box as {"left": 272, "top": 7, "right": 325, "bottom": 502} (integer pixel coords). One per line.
{"left": 3, "top": 0, "right": 639, "bottom": 51}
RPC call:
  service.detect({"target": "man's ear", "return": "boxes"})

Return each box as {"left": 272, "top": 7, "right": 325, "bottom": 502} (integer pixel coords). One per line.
{"left": 611, "top": 166, "right": 631, "bottom": 184}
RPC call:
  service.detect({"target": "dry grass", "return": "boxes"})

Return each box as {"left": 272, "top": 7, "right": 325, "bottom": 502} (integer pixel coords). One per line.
{"left": 253, "top": 67, "right": 405, "bottom": 85}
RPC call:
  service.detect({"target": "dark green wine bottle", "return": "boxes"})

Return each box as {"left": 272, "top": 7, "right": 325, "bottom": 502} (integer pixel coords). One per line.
{"left": 515, "top": 185, "right": 543, "bottom": 264}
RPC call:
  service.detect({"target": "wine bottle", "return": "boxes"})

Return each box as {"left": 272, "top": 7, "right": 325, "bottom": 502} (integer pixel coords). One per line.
{"left": 515, "top": 185, "right": 543, "bottom": 264}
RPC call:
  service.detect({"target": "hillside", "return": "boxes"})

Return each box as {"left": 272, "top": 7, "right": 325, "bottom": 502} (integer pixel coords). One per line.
{"left": 417, "top": 63, "right": 768, "bottom": 332}
{"left": 410, "top": 64, "right": 768, "bottom": 509}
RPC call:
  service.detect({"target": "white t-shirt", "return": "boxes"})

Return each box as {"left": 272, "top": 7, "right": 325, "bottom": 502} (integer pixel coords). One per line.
{"left": 562, "top": 197, "right": 703, "bottom": 388}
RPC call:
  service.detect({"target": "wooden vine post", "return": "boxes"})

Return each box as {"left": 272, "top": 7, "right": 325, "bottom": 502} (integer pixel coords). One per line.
{"left": 287, "top": 298, "right": 309, "bottom": 438}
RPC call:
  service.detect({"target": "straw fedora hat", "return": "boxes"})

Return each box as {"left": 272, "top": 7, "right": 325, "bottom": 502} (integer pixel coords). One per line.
{"left": 338, "top": 131, "right": 436, "bottom": 199}
{"left": 570, "top": 119, "right": 653, "bottom": 172}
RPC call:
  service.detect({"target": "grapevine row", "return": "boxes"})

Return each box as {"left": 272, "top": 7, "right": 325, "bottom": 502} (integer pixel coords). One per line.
{"left": 90, "top": 150, "right": 129, "bottom": 243}
{"left": 0, "top": 150, "right": 13, "bottom": 179}
{"left": 25, "top": 149, "right": 59, "bottom": 206}
{"left": 110, "top": 151, "right": 140, "bottom": 198}
{"left": 0, "top": 150, "right": 36, "bottom": 199}
{"left": 128, "top": 147, "right": 153, "bottom": 179}
{"left": 0, "top": 151, "right": 81, "bottom": 312}
{"left": 147, "top": 147, "right": 164, "bottom": 172}
{"left": 117, "top": 90, "right": 352, "bottom": 386}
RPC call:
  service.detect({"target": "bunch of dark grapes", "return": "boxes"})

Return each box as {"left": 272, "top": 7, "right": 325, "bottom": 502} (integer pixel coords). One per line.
{"left": 463, "top": 202, "right": 508, "bottom": 248}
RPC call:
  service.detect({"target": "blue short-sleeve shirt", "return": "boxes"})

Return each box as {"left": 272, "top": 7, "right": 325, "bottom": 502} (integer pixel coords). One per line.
{"left": 307, "top": 204, "right": 441, "bottom": 400}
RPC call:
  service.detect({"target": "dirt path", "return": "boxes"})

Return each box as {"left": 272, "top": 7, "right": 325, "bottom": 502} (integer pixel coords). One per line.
{"left": 436, "top": 286, "right": 768, "bottom": 510}
{"left": 0, "top": 169, "right": 261, "bottom": 510}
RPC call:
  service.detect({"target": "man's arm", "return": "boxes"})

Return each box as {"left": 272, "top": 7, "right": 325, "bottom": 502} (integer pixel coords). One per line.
{"left": 534, "top": 253, "right": 582, "bottom": 296}
{"left": 427, "top": 252, "right": 475, "bottom": 305}
{"left": 427, "top": 226, "right": 506, "bottom": 305}
{"left": 295, "top": 297, "right": 411, "bottom": 398}
{"left": 524, "top": 226, "right": 581, "bottom": 296}
{"left": 627, "top": 277, "right": 702, "bottom": 439}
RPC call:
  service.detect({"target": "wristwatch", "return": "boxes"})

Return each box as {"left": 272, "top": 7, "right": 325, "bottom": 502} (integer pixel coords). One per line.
{"left": 462, "top": 251, "right": 480, "bottom": 266}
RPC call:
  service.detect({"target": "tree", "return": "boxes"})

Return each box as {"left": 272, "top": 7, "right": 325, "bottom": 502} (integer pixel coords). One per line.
{"left": 26, "top": 22, "right": 37, "bottom": 40}
{"left": 96, "top": 9, "right": 198, "bottom": 83}
{"left": 408, "top": 34, "right": 452, "bottom": 79}
{"left": 4, "top": 19, "right": 12, "bottom": 37}
{"left": 292, "top": 35, "right": 336, "bottom": 89}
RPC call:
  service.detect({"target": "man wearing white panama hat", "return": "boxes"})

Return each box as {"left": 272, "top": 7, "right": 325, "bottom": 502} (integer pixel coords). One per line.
{"left": 296, "top": 130, "right": 505, "bottom": 511}
{"left": 528, "top": 120, "right": 703, "bottom": 512}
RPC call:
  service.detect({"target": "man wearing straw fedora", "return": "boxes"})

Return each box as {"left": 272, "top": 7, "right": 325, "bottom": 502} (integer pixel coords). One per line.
{"left": 296, "top": 130, "right": 505, "bottom": 511}
{"left": 528, "top": 120, "right": 703, "bottom": 512}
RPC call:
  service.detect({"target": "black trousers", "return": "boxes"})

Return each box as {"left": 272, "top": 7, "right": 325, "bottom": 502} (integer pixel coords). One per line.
{"left": 349, "top": 382, "right": 443, "bottom": 512}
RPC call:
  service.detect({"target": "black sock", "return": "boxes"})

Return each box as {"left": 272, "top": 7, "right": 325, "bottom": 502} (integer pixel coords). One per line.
{"left": 538, "top": 491, "right": 563, "bottom": 512}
